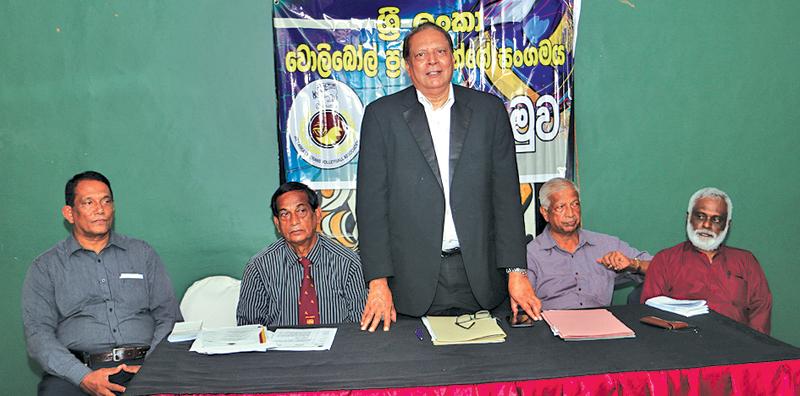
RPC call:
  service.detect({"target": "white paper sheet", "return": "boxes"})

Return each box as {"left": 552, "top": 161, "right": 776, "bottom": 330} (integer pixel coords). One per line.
{"left": 168, "top": 321, "right": 203, "bottom": 342}
{"left": 266, "top": 328, "right": 337, "bottom": 351}
{"left": 645, "top": 296, "right": 709, "bottom": 317}
{"left": 190, "top": 324, "right": 267, "bottom": 354}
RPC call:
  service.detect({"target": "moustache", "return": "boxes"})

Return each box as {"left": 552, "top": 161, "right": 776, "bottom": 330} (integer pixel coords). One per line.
{"left": 693, "top": 229, "right": 718, "bottom": 239}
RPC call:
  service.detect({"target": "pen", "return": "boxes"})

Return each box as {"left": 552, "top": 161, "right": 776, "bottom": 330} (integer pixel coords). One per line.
{"left": 414, "top": 328, "right": 424, "bottom": 341}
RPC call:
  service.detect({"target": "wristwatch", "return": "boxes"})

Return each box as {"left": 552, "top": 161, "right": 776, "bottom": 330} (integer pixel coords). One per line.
{"left": 506, "top": 267, "right": 528, "bottom": 275}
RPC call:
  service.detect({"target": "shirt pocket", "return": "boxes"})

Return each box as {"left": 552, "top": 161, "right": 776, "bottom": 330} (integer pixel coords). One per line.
{"left": 317, "top": 276, "right": 346, "bottom": 316}
{"left": 318, "top": 273, "right": 349, "bottom": 323}
{"left": 535, "top": 263, "right": 579, "bottom": 300}
{"left": 330, "top": 288, "right": 352, "bottom": 322}
{"left": 53, "top": 262, "right": 105, "bottom": 318}
{"left": 727, "top": 271, "right": 748, "bottom": 306}
{"left": 54, "top": 280, "right": 101, "bottom": 319}
{"left": 117, "top": 276, "right": 149, "bottom": 311}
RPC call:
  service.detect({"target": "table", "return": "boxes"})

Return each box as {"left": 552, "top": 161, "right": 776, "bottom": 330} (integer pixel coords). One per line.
{"left": 125, "top": 305, "right": 800, "bottom": 395}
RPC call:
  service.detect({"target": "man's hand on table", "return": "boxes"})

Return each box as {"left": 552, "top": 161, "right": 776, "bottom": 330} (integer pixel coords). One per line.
{"left": 361, "top": 277, "right": 397, "bottom": 332}
{"left": 80, "top": 364, "right": 140, "bottom": 396}
{"left": 508, "top": 272, "right": 542, "bottom": 320}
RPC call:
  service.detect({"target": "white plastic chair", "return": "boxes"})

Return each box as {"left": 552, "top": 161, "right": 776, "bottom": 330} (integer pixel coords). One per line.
{"left": 180, "top": 275, "right": 241, "bottom": 329}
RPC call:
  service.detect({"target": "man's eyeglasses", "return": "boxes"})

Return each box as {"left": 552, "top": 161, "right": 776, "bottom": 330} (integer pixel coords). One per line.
{"left": 455, "top": 310, "right": 491, "bottom": 329}
{"left": 550, "top": 201, "right": 580, "bottom": 214}
{"left": 691, "top": 211, "right": 726, "bottom": 226}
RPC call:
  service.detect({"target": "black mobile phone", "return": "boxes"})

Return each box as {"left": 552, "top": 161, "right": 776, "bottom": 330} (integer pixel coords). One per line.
{"left": 507, "top": 313, "right": 535, "bottom": 328}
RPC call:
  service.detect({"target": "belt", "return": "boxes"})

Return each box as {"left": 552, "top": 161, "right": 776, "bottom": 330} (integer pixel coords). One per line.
{"left": 71, "top": 345, "right": 149, "bottom": 367}
{"left": 441, "top": 247, "right": 461, "bottom": 257}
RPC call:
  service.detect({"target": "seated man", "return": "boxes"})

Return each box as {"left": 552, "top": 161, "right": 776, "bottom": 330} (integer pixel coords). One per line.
{"left": 237, "top": 182, "right": 367, "bottom": 326}
{"left": 641, "top": 187, "right": 772, "bottom": 334}
{"left": 22, "top": 171, "right": 181, "bottom": 396}
{"left": 527, "top": 178, "right": 652, "bottom": 310}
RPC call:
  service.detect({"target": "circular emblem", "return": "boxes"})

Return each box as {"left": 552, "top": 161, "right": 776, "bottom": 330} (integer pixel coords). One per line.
{"left": 286, "top": 79, "right": 362, "bottom": 170}
{"left": 309, "top": 110, "right": 348, "bottom": 148}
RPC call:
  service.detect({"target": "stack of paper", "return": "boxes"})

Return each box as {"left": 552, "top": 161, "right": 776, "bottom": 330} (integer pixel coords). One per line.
{"left": 187, "top": 325, "right": 338, "bottom": 354}
{"left": 168, "top": 321, "right": 203, "bottom": 342}
{"left": 265, "top": 328, "right": 337, "bottom": 351}
{"left": 190, "top": 324, "right": 268, "bottom": 354}
{"left": 421, "top": 316, "right": 506, "bottom": 345}
{"left": 541, "top": 309, "right": 635, "bottom": 341}
{"left": 645, "top": 296, "right": 709, "bottom": 317}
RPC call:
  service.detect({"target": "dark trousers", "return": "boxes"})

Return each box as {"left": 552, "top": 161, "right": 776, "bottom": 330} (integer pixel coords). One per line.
{"left": 38, "top": 357, "right": 142, "bottom": 396}
{"left": 426, "top": 252, "right": 483, "bottom": 316}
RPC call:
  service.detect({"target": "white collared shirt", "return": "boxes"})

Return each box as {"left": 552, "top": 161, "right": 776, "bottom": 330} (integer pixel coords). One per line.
{"left": 416, "top": 85, "right": 459, "bottom": 250}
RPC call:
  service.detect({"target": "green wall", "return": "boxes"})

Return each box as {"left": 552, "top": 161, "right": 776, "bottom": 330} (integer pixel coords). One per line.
{"left": 1, "top": 1, "right": 279, "bottom": 392}
{"left": 578, "top": 1, "right": 800, "bottom": 344}
{"left": 1, "top": 1, "right": 798, "bottom": 393}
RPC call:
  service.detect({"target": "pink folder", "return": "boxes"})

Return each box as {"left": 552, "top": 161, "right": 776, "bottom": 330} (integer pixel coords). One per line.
{"left": 542, "top": 309, "right": 635, "bottom": 341}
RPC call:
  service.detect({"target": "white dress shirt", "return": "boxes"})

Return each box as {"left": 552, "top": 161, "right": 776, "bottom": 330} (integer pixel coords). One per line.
{"left": 416, "top": 85, "right": 459, "bottom": 250}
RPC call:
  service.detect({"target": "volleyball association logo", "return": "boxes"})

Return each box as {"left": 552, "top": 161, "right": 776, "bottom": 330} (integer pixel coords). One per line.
{"left": 287, "top": 79, "right": 362, "bottom": 169}
{"left": 309, "top": 110, "right": 348, "bottom": 148}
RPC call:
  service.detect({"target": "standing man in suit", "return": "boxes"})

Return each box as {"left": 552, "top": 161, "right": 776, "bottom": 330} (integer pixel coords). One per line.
{"left": 357, "top": 22, "right": 540, "bottom": 331}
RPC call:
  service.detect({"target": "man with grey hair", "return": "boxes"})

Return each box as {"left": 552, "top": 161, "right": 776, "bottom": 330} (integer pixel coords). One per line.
{"left": 641, "top": 187, "right": 772, "bottom": 334}
{"left": 526, "top": 177, "right": 652, "bottom": 313}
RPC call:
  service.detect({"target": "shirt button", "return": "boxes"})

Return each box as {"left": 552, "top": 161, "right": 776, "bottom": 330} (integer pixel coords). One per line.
{"left": 100, "top": 279, "right": 106, "bottom": 283}
{"left": 97, "top": 259, "right": 101, "bottom": 263}
{"left": 579, "top": 303, "right": 583, "bottom": 306}
{"left": 578, "top": 288, "right": 582, "bottom": 291}
{"left": 113, "top": 329, "right": 117, "bottom": 333}
{"left": 109, "top": 308, "right": 113, "bottom": 312}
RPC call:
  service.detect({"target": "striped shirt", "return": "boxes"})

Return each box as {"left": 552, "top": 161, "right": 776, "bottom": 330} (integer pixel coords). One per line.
{"left": 237, "top": 234, "right": 367, "bottom": 327}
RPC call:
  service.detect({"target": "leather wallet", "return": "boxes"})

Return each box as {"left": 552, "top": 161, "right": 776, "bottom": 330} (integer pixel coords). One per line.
{"left": 640, "top": 315, "right": 690, "bottom": 330}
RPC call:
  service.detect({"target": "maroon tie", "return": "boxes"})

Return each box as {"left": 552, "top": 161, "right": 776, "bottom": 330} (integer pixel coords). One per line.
{"left": 298, "top": 257, "right": 319, "bottom": 325}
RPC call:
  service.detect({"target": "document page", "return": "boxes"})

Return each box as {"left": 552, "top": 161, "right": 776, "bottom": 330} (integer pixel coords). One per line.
{"left": 190, "top": 324, "right": 268, "bottom": 354}
{"left": 266, "top": 328, "right": 337, "bottom": 351}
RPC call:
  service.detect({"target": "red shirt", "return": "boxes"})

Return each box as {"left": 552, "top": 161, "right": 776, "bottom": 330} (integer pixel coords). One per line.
{"left": 641, "top": 241, "right": 772, "bottom": 334}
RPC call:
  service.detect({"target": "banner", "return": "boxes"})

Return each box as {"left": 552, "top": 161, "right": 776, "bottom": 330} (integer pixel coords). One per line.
{"left": 274, "top": 0, "right": 577, "bottom": 246}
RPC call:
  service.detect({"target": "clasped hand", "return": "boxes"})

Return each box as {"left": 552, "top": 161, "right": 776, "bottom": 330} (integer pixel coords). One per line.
{"left": 80, "top": 364, "right": 140, "bottom": 396}
{"left": 597, "top": 250, "right": 633, "bottom": 271}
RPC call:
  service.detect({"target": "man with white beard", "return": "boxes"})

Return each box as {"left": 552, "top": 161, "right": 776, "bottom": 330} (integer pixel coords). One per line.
{"left": 640, "top": 187, "right": 772, "bottom": 334}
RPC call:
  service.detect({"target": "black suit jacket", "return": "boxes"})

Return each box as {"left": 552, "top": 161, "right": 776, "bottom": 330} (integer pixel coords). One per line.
{"left": 356, "top": 85, "right": 526, "bottom": 316}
